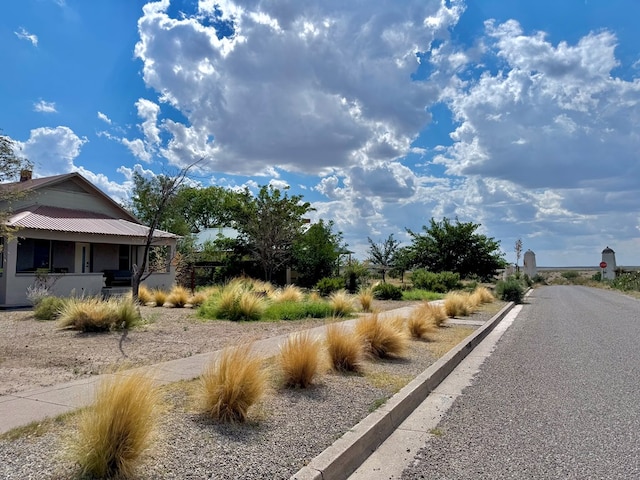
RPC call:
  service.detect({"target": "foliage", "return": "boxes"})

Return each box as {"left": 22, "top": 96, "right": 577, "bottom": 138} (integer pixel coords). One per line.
{"left": 234, "top": 184, "right": 313, "bottom": 282}
{"left": 71, "top": 373, "right": 159, "bottom": 479}
{"left": 357, "top": 287, "right": 374, "bottom": 312}
{"left": 561, "top": 270, "right": 580, "bottom": 279}
{"left": 0, "top": 132, "right": 33, "bottom": 239}
{"left": 278, "top": 332, "right": 324, "bottom": 388}
{"left": 200, "top": 344, "right": 267, "bottom": 423}
{"left": 410, "top": 269, "right": 461, "bottom": 293}
{"left": 443, "top": 292, "right": 470, "bottom": 317}
{"left": 315, "top": 277, "right": 345, "bottom": 296}
{"left": 342, "top": 259, "right": 370, "bottom": 293}
{"left": 152, "top": 288, "right": 168, "bottom": 307}
{"left": 262, "top": 300, "right": 333, "bottom": 321}
{"left": 328, "top": 290, "right": 354, "bottom": 317}
{"left": 610, "top": 272, "right": 640, "bottom": 292}
{"left": 57, "top": 296, "right": 142, "bottom": 332}
{"left": 291, "top": 220, "right": 343, "bottom": 288}
{"left": 172, "top": 185, "right": 242, "bottom": 233}
{"left": 495, "top": 277, "right": 525, "bottom": 303}
{"left": 355, "top": 314, "right": 409, "bottom": 358}
{"left": 325, "top": 322, "right": 364, "bottom": 372}
{"left": 389, "top": 246, "right": 413, "bottom": 283}
{"left": 401, "top": 289, "right": 444, "bottom": 301}
{"left": 372, "top": 282, "right": 403, "bottom": 300}
{"left": 33, "top": 296, "right": 66, "bottom": 320}
{"left": 166, "top": 285, "right": 190, "bottom": 308}
{"left": 272, "top": 285, "right": 305, "bottom": 303}
{"left": 514, "top": 238, "right": 523, "bottom": 271}
{"left": 407, "top": 217, "right": 506, "bottom": 280}
{"left": 198, "top": 283, "right": 266, "bottom": 321}
{"left": 407, "top": 306, "right": 437, "bottom": 339}
{"left": 367, "top": 234, "right": 400, "bottom": 282}
{"left": 137, "top": 285, "right": 153, "bottom": 304}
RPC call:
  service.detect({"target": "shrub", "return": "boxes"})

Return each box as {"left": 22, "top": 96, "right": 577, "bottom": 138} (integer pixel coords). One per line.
{"left": 411, "top": 270, "right": 461, "bottom": 292}
{"left": 200, "top": 344, "right": 267, "bottom": 423}
{"left": 531, "top": 274, "right": 546, "bottom": 284}
{"left": 57, "top": 296, "right": 142, "bottom": 331}
{"left": 278, "top": 332, "right": 324, "bottom": 388}
{"left": 315, "top": 277, "right": 345, "bottom": 296}
{"left": 495, "top": 278, "right": 525, "bottom": 303}
{"left": 443, "top": 292, "right": 470, "bottom": 318}
{"left": 324, "top": 322, "right": 364, "bottom": 372}
{"left": 357, "top": 287, "right": 374, "bottom": 312}
{"left": 200, "top": 285, "right": 266, "bottom": 321}
{"left": 70, "top": 372, "right": 160, "bottom": 479}
{"left": 263, "top": 300, "right": 333, "bottom": 321}
{"left": 26, "top": 284, "right": 51, "bottom": 307}
{"left": 561, "top": 270, "right": 580, "bottom": 280}
{"left": 329, "top": 290, "right": 354, "bottom": 317}
{"left": 611, "top": 272, "right": 640, "bottom": 292}
{"left": 166, "top": 285, "right": 190, "bottom": 308}
{"left": 372, "top": 282, "right": 403, "bottom": 300}
{"left": 137, "top": 285, "right": 153, "bottom": 305}
{"left": 355, "top": 314, "right": 409, "bottom": 358}
{"left": 401, "top": 289, "right": 444, "bottom": 301}
{"left": 33, "top": 296, "right": 66, "bottom": 320}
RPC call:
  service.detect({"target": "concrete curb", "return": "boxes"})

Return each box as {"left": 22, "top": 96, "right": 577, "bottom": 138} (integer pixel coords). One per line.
{"left": 291, "top": 301, "right": 516, "bottom": 480}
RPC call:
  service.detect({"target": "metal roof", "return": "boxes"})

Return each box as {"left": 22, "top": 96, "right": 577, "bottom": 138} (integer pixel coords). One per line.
{"left": 8, "top": 205, "right": 178, "bottom": 239}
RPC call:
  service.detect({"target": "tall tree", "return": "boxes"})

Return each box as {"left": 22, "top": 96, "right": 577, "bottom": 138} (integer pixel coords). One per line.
{"left": 407, "top": 217, "right": 505, "bottom": 280}
{"left": 0, "top": 133, "right": 32, "bottom": 240}
{"left": 234, "top": 185, "right": 313, "bottom": 282}
{"left": 367, "top": 234, "right": 400, "bottom": 283}
{"left": 172, "top": 185, "right": 241, "bottom": 233}
{"left": 291, "top": 219, "right": 343, "bottom": 287}
{"left": 127, "top": 163, "right": 198, "bottom": 301}
{"left": 514, "top": 238, "right": 523, "bottom": 273}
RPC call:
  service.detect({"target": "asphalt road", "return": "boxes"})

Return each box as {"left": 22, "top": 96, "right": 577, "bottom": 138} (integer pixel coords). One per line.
{"left": 401, "top": 285, "right": 640, "bottom": 479}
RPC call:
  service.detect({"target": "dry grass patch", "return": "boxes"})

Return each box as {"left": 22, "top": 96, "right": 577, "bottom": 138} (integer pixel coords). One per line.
{"left": 366, "top": 371, "right": 414, "bottom": 394}
{"left": 407, "top": 306, "right": 437, "bottom": 340}
{"left": 57, "top": 296, "right": 141, "bottom": 332}
{"left": 152, "top": 288, "right": 168, "bottom": 307}
{"left": 69, "top": 372, "right": 160, "bottom": 479}
{"left": 472, "top": 286, "right": 495, "bottom": 304}
{"left": 325, "top": 322, "right": 364, "bottom": 372}
{"left": 278, "top": 332, "right": 324, "bottom": 388}
{"left": 137, "top": 285, "right": 153, "bottom": 305}
{"left": 427, "top": 325, "right": 476, "bottom": 359}
{"left": 187, "top": 291, "right": 207, "bottom": 307}
{"left": 355, "top": 314, "right": 409, "bottom": 359}
{"left": 200, "top": 344, "right": 267, "bottom": 423}
{"left": 166, "top": 285, "right": 190, "bottom": 308}
{"left": 443, "top": 292, "right": 470, "bottom": 318}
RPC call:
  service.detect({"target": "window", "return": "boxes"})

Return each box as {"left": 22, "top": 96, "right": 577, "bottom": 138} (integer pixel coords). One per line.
{"left": 16, "top": 238, "right": 51, "bottom": 273}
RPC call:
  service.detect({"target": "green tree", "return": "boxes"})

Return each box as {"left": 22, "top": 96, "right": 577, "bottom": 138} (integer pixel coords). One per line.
{"left": 407, "top": 217, "right": 505, "bottom": 280}
{"left": 291, "top": 220, "right": 343, "bottom": 288}
{"left": 172, "top": 185, "right": 241, "bottom": 233}
{"left": 0, "top": 133, "right": 32, "bottom": 240}
{"left": 367, "top": 234, "right": 400, "bottom": 282}
{"left": 234, "top": 185, "right": 313, "bottom": 282}
{"left": 389, "top": 245, "right": 413, "bottom": 284}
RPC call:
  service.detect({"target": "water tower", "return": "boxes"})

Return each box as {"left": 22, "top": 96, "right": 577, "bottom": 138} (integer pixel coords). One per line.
{"left": 601, "top": 246, "right": 616, "bottom": 280}
{"left": 523, "top": 249, "right": 537, "bottom": 277}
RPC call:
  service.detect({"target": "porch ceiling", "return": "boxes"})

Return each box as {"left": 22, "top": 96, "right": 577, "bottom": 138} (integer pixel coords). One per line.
{"left": 7, "top": 205, "right": 178, "bottom": 239}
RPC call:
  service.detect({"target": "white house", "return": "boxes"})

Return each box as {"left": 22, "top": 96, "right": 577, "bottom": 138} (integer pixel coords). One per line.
{"left": 0, "top": 171, "right": 179, "bottom": 307}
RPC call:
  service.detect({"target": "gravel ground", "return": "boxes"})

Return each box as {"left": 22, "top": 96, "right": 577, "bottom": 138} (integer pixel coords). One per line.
{"left": 401, "top": 286, "right": 640, "bottom": 479}
{"left": 0, "top": 300, "right": 503, "bottom": 479}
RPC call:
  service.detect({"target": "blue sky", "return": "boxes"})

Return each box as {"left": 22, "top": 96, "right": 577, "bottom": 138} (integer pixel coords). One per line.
{"left": 2, "top": 0, "right": 640, "bottom": 267}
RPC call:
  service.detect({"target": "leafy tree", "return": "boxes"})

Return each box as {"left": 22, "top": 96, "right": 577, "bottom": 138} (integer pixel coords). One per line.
{"left": 407, "top": 217, "right": 505, "bottom": 280}
{"left": 0, "top": 133, "right": 32, "bottom": 239}
{"left": 291, "top": 220, "right": 343, "bottom": 288}
{"left": 234, "top": 185, "right": 313, "bottom": 282}
{"left": 514, "top": 238, "right": 523, "bottom": 273}
{"left": 127, "top": 163, "right": 198, "bottom": 301}
{"left": 367, "top": 234, "right": 400, "bottom": 282}
{"left": 389, "top": 246, "right": 413, "bottom": 284}
{"left": 172, "top": 185, "right": 241, "bottom": 233}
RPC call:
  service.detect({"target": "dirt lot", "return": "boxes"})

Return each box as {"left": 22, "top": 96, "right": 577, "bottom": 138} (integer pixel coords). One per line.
{"left": 0, "top": 300, "right": 420, "bottom": 395}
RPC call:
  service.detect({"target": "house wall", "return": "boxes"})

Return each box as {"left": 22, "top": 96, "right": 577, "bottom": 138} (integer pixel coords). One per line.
{"left": 93, "top": 243, "right": 119, "bottom": 272}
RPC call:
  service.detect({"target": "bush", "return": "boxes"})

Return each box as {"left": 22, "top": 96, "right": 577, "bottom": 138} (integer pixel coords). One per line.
{"left": 278, "top": 332, "right": 323, "bottom": 388}
{"left": 355, "top": 314, "right": 409, "bottom": 358}
{"left": 561, "top": 270, "right": 580, "bottom": 280}
{"left": 70, "top": 372, "right": 160, "bottom": 479}
{"left": 611, "top": 272, "right": 640, "bottom": 292}
{"left": 199, "top": 285, "right": 266, "bottom": 321}
{"left": 152, "top": 288, "right": 168, "bottom": 307}
{"left": 411, "top": 270, "right": 461, "bottom": 293}
{"left": 262, "top": 300, "right": 333, "bottom": 321}
{"left": 401, "top": 289, "right": 444, "bottom": 301}
{"left": 33, "top": 296, "right": 66, "bottom": 320}
{"left": 495, "top": 278, "right": 525, "bottom": 303}
{"left": 372, "top": 282, "right": 403, "bottom": 300}
{"left": 201, "top": 344, "right": 267, "bottom": 422}
{"left": 325, "top": 322, "right": 364, "bottom": 372}
{"left": 315, "top": 277, "right": 345, "bottom": 296}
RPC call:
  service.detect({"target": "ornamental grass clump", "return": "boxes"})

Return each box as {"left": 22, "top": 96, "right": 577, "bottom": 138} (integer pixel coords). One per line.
{"left": 407, "top": 305, "right": 437, "bottom": 339}
{"left": 201, "top": 283, "right": 266, "bottom": 321}
{"left": 329, "top": 290, "right": 354, "bottom": 317}
{"left": 70, "top": 372, "right": 160, "bottom": 479}
{"left": 201, "top": 344, "right": 267, "bottom": 423}
{"left": 273, "top": 285, "right": 304, "bottom": 303}
{"left": 444, "top": 292, "right": 470, "bottom": 318}
{"left": 355, "top": 314, "right": 409, "bottom": 359}
{"left": 152, "top": 288, "right": 168, "bottom": 307}
{"left": 472, "top": 286, "right": 495, "bottom": 304}
{"left": 278, "top": 332, "right": 324, "bottom": 388}
{"left": 57, "top": 296, "right": 141, "bottom": 332}
{"left": 166, "top": 285, "right": 190, "bottom": 308}
{"left": 33, "top": 295, "right": 66, "bottom": 321}
{"left": 357, "top": 287, "right": 374, "bottom": 312}
{"left": 325, "top": 322, "right": 364, "bottom": 372}
{"left": 137, "top": 285, "right": 153, "bottom": 305}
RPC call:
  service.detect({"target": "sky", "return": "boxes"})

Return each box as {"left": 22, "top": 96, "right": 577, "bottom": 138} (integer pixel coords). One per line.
{"left": 2, "top": 0, "right": 640, "bottom": 267}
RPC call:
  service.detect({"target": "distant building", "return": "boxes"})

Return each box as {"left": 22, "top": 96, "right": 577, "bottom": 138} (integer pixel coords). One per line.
{"left": 601, "top": 246, "right": 617, "bottom": 280}
{"left": 523, "top": 250, "right": 537, "bottom": 277}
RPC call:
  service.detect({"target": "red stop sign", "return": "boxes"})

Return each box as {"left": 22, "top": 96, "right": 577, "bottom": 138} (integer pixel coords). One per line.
{"left": 600, "top": 261, "right": 607, "bottom": 269}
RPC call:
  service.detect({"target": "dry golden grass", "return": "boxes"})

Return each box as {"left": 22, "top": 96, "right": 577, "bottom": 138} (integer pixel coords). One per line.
{"left": 325, "top": 322, "right": 364, "bottom": 372}
{"left": 69, "top": 372, "right": 160, "bottom": 479}
{"left": 152, "top": 288, "right": 168, "bottom": 307}
{"left": 407, "top": 308, "right": 436, "bottom": 340}
{"left": 329, "top": 290, "right": 354, "bottom": 317}
{"left": 471, "top": 286, "right": 495, "bottom": 304}
{"left": 274, "top": 285, "right": 305, "bottom": 303}
{"left": 357, "top": 287, "right": 374, "bottom": 312}
{"left": 355, "top": 314, "right": 409, "bottom": 359}
{"left": 57, "top": 296, "right": 141, "bottom": 332}
{"left": 166, "top": 285, "right": 190, "bottom": 308}
{"left": 278, "top": 332, "right": 324, "bottom": 388}
{"left": 187, "top": 291, "right": 208, "bottom": 307}
{"left": 200, "top": 344, "right": 267, "bottom": 423}
{"left": 308, "top": 291, "right": 322, "bottom": 302}
{"left": 238, "top": 290, "right": 266, "bottom": 319}
{"left": 137, "top": 285, "right": 153, "bottom": 304}
{"left": 427, "top": 325, "right": 476, "bottom": 358}
{"left": 444, "top": 292, "right": 470, "bottom": 318}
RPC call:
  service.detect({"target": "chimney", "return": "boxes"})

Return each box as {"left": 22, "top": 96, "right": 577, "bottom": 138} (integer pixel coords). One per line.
{"left": 20, "top": 169, "right": 32, "bottom": 182}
